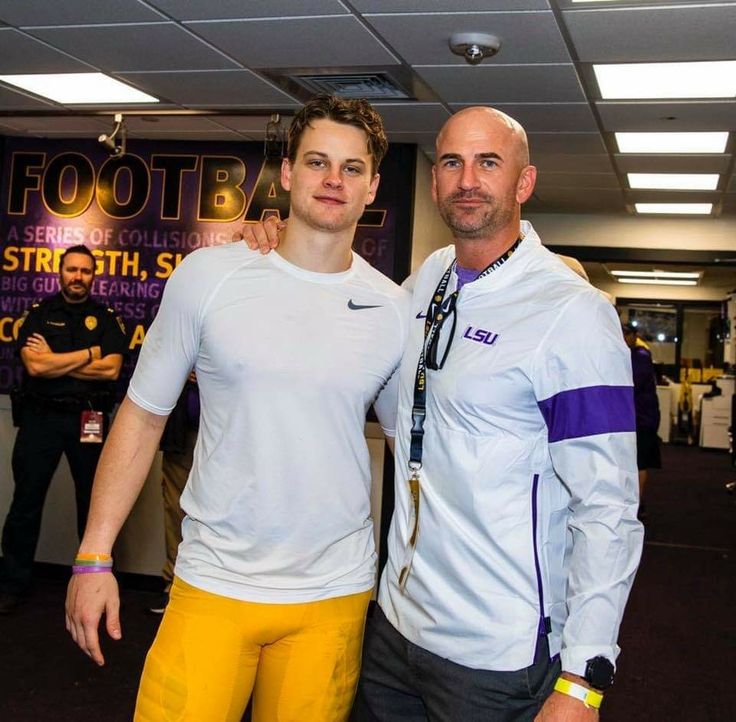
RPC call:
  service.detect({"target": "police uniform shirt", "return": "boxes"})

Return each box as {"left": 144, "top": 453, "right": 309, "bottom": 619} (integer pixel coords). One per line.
{"left": 17, "top": 293, "right": 128, "bottom": 400}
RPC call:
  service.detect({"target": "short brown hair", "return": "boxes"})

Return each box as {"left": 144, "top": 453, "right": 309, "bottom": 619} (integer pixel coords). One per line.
{"left": 61, "top": 244, "right": 95, "bottom": 269}
{"left": 287, "top": 95, "right": 388, "bottom": 175}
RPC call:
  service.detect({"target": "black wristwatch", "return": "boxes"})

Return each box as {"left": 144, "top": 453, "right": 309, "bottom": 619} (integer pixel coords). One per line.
{"left": 584, "top": 656, "right": 615, "bottom": 690}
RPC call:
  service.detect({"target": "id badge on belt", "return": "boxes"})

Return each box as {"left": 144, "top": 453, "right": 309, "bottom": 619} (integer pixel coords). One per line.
{"left": 80, "top": 410, "right": 103, "bottom": 443}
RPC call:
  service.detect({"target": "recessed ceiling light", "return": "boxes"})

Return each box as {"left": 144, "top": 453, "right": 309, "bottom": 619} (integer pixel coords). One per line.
{"left": 635, "top": 203, "right": 713, "bottom": 215}
{"left": 611, "top": 270, "right": 701, "bottom": 279}
{"left": 0, "top": 73, "right": 158, "bottom": 104}
{"left": 594, "top": 61, "right": 736, "bottom": 99}
{"left": 627, "top": 173, "right": 719, "bottom": 191}
{"left": 616, "top": 132, "right": 728, "bottom": 154}
{"left": 617, "top": 278, "right": 698, "bottom": 286}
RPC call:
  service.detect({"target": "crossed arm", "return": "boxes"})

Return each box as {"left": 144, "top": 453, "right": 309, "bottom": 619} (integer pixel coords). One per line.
{"left": 21, "top": 333, "right": 122, "bottom": 380}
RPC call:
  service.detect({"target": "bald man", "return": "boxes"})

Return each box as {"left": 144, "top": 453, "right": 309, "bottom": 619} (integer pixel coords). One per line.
{"left": 354, "top": 108, "right": 642, "bottom": 722}
{"left": 243, "top": 107, "right": 642, "bottom": 721}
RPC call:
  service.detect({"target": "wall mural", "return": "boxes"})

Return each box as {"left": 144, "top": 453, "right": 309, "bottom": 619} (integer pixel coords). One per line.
{"left": 0, "top": 138, "right": 414, "bottom": 393}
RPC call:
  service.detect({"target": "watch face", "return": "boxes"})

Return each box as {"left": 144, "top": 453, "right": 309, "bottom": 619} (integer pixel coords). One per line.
{"left": 585, "top": 656, "right": 615, "bottom": 690}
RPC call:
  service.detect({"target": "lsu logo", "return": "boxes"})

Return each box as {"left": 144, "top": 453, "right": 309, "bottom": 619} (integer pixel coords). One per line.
{"left": 462, "top": 325, "right": 499, "bottom": 346}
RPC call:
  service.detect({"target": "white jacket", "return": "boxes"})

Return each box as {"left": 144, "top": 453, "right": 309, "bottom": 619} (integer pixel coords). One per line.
{"left": 379, "top": 221, "right": 643, "bottom": 675}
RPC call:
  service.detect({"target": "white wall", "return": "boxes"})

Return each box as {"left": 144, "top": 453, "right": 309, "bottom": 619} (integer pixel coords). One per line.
{"left": 410, "top": 151, "right": 453, "bottom": 274}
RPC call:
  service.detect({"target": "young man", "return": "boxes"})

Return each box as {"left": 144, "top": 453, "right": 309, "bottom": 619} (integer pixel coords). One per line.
{"left": 65, "top": 96, "right": 408, "bottom": 722}
{"left": 246, "top": 107, "right": 643, "bottom": 722}
{"left": 0, "top": 245, "right": 126, "bottom": 613}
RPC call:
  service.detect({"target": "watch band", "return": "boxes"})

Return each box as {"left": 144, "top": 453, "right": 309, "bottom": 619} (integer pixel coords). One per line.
{"left": 553, "top": 678, "right": 604, "bottom": 710}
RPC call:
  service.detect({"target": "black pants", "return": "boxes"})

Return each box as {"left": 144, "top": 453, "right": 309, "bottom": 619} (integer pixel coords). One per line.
{"left": 1, "top": 406, "right": 105, "bottom": 595}
{"left": 352, "top": 605, "right": 560, "bottom": 722}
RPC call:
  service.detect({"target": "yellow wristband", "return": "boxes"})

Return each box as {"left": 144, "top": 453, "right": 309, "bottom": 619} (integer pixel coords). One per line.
{"left": 554, "top": 678, "right": 603, "bottom": 710}
{"left": 75, "top": 552, "right": 112, "bottom": 562}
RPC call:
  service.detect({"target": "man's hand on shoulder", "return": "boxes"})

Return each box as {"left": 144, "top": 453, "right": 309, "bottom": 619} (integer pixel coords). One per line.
{"left": 233, "top": 215, "right": 286, "bottom": 254}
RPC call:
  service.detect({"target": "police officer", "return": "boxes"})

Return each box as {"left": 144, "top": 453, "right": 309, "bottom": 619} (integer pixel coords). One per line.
{"left": 0, "top": 245, "right": 128, "bottom": 613}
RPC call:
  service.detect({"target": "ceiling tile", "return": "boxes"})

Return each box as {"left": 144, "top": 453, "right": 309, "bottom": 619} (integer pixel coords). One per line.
{"left": 527, "top": 187, "right": 627, "bottom": 213}
{"left": 416, "top": 65, "right": 585, "bottom": 103}
{"left": 127, "top": 129, "right": 244, "bottom": 141}
{"left": 614, "top": 155, "right": 732, "bottom": 174}
{"left": 147, "top": 0, "right": 348, "bottom": 20}
{"left": 528, "top": 133, "right": 607, "bottom": 155}
{"left": 535, "top": 172, "right": 621, "bottom": 190}
{"left": 212, "top": 115, "right": 294, "bottom": 135}
{"left": 355, "top": 1, "right": 550, "bottom": 10}
{"left": 117, "top": 70, "right": 298, "bottom": 107}
{"left": 597, "top": 102, "right": 736, "bottom": 132}
{"left": 0, "top": 1, "right": 164, "bottom": 26}
{"left": 122, "top": 116, "right": 233, "bottom": 132}
{"left": 383, "top": 130, "right": 439, "bottom": 145}
{"left": 625, "top": 189, "right": 722, "bottom": 204}
{"left": 372, "top": 103, "right": 451, "bottom": 132}
{"left": 3, "top": 116, "right": 111, "bottom": 134}
{"left": 563, "top": 4, "right": 736, "bottom": 62}
{"left": 26, "top": 23, "right": 239, "bottom": 72}
{"left": 533, "top": 154, "right": 615, "bottom": 173}
{"left": 365, "top": 11, "right": 569, "bottom": 65}
{"left": 0, "top": 84, "right": 57, "bottom": 110}
{"left": 728, "top": 177, "right": 736, "bottom": 193}
{"left": 0, "top": 27, "right": 94, "bottom": 73}
{"left": 451, "top": 103, "right": 598, "bottom": 132}
{"left": 721, "top": 194, "right": 736, "bottom": 215}
{"left": 187, "top": 17, "right": 398, "bottom": 68}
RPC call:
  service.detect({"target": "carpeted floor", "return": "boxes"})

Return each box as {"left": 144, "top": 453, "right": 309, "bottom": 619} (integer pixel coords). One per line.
{"left": 1, "top": 444, "right": 734, "bottom": 721}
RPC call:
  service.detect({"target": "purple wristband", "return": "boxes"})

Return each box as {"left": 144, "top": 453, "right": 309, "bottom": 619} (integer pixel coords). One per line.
{"left": 72, "top": 565, "right": 113, "bottom": 575}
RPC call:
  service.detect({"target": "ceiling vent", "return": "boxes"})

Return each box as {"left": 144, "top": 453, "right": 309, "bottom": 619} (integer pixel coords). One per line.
{"left": 288, "top": 72, "right": 411, "bottom": 100}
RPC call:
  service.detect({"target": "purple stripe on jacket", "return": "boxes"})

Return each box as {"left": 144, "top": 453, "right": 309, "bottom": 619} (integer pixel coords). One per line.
{"left": 537, "top": 385, "right": 635, "bottom": 443}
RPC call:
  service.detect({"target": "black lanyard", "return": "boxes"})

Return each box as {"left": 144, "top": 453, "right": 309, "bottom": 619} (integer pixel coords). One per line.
{"left": 409, "top": 237, "right": 522, "bottom": 469}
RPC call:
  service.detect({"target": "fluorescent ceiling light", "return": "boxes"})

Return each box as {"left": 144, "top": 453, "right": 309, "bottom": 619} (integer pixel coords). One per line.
{"left": 611, "top": 270, "right": 700, "bottom": 279}
{"left": 594, "top": 61, "right": 736, "bottom": 99}
{"left": 627, "top": 173, "right": 719, "bottom": 191}
{"left": 618, "top": 278, "right": 698, "bottom": 286}
{"left": 0, "top": 73, "right": 158, "bottom": 104}
{"left": 635, "top": 203, "right": 713, "bottom": 215}
{"left": 616, "top": 132, "right": 728, "bottom": 154}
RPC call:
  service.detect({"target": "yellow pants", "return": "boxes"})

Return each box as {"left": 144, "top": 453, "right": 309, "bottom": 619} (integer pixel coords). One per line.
{"left": 134, "top": 577, "right": 371, "bottom": 722}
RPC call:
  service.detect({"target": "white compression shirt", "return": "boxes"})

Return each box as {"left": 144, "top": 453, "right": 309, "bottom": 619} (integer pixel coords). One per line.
{"left": 128, "top": 241, "right": 409, "bottom": 603}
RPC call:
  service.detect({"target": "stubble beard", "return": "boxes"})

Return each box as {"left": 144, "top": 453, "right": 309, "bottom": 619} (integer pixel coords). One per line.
{"left": 61, "top": 279, "right": 91, "bottom": 303}
{"left": 438, "top": 190, "right": 515, "bottom": 240}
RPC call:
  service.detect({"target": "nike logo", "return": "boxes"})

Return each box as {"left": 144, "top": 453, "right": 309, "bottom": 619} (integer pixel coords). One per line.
{"left": 348, "top": 299, "right": 382, "bottom": 311}
{"left": 416, "top": 311, "right": 427, "bottom": 319}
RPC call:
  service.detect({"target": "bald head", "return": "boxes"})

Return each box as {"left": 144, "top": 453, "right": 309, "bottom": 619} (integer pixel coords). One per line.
{"left": 437, "top": 107, "right": 530, "bottom": 169}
